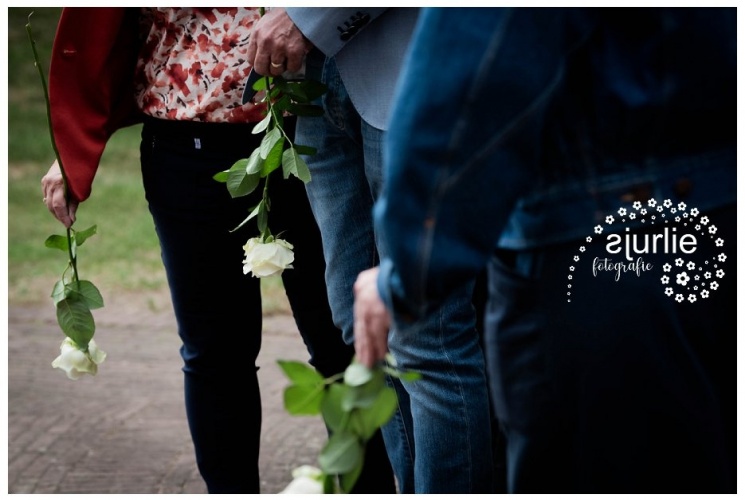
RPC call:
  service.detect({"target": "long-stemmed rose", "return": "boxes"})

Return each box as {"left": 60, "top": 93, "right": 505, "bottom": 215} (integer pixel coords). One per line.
{"left": 27, "top": 13, "right": 106, "bottom": 378}
{"left": 213, "top": 12, "right": 326, "bottom": 278}
{"left": 277, "top": 356, "right": 420, "bottom": 493}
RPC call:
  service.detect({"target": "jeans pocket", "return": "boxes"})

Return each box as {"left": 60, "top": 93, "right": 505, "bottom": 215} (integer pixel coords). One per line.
{"left": 485, "top": 250, "right": 556, "bottom": 433}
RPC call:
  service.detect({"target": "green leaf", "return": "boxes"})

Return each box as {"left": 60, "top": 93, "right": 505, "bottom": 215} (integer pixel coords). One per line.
{"left": 67, "top": 280, "right": 104, "bottom": 310}
{"left": 318, "top": 431, "right": 364, "bottom": 475}
{"left": 74, "top": 225, "right": 97, "bottom": 246}
{"left": 383, "top": 365, "right": 423, "bottom": 382}
{"left": 284, "top": 383, "right": 324, "bottom": 415}
{"left": 322, "top": 474, "right": 336, "bottom": 494}
{"left": 56, "top": 295, "right": 95, "bottom": 349}
{"left": 321, "top": 383, "right": 349, "bottom": 433}
{"left": 251, "top": 113, "right": 271, "bottom": 134}
{"left": 224, "top": 158, "right": 256, "bottom": 197}
{"left": 245, "top": 149, "right": 264, "bottom": 175}
{"left": 295, "top": 79, "right": 328, "bottom": 101}
{"left": 348, "top": 387, "right": 398, "bottom": 440}
{"left": 45, "top": 234, "right": 69, "bottom": 252}
{"left": 268, "top": 85, "right": 282, "bottom": 100}
{"left": 227, "top": 170, "right": 259, "bottom": 198}
{"left": 340, "top": 453, "right": 364, "bottom": 493}
{"left": 277, "top": 360, "right": 325, "bottom": 385}
{"left": 286, "top": 102, "right": 325, "bottom": 117}
{"left": 385, "top": 353, "right": 398, "bottom": 368}
{"left": 260, "top": 127, "right": 282, "bottom": 160}
{"left": 273, "top": 78, "right": 305, "bottom": 101}
{"left": 51, "top": 279, "right": 66, "bottom": 305}
{"left": 260, "top": 136, "right": 285, "bottom": 177}
{"left": 252, "top": 75, "right": 271, "bottom": 92}
{"left": 294, "top": 144, "right": 317, "bottom": 156}
{"left": 230, "top": 202, "right": 262, "bottom": 233}
{"left": 213, "top": 170, "right": 229, "bottom": 183}
{"left": 343, "top": 367, "right": 386, "bottom": 410}
{"left": 344, "top": 362, "right": 374, "bottom": 387}
{"left": 275, "top": 79, "right": 328, "bottom": 103}
{"left": 282, "top": 147, "right": 311, "bottom": 183}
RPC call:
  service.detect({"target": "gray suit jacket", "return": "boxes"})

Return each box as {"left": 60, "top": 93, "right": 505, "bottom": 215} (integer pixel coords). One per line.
{"left": 286, "top": 7, "right": 420, "bottom": 130}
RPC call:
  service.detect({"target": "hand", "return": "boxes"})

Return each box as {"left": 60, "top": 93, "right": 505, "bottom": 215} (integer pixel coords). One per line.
{"left": 247, "top": 7, "right": 313, "bottom": 77}
{"left": 41, "top": 160, "right": 78, "bottom": 228}
{"left": 353, "top": 267, "right": 391, "bottom": 368}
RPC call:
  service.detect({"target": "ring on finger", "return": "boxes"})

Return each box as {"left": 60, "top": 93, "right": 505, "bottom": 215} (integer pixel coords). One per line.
{"left": 271, "top": 61, "right": 284, "bottom": 68}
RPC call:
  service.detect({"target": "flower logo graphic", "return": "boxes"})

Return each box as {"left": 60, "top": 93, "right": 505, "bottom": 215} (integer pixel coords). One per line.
{"left": 567, "top": 197, "right": 728, "bottom": 303}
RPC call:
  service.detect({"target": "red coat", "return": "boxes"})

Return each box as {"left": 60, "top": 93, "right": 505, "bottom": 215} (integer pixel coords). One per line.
{"left": 49, "top": 7, "right": 142, "bottom": 202}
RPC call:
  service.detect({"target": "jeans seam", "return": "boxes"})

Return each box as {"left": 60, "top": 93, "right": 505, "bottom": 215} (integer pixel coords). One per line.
{"left": 437, "top": 306, "right": 474, "bottom": 490}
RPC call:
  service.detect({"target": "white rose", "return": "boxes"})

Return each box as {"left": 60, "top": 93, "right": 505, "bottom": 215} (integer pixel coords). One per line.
{"left": 52, "top": 338, "right": 107, "bottom": 380}
{"left": 242, "top": 237, "right": 295, "bottom": 278}
{"left": 279, "top": 465, "right": 324, "bottom": 494}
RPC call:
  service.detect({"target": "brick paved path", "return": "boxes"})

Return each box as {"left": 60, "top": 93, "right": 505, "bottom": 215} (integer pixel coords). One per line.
{"left": 7, "top": 296, "right": 326, "bottom": 494}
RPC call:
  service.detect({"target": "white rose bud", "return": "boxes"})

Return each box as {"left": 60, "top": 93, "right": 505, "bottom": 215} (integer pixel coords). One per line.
{"left": 52, "top": 337, "right": 107, "bottom": 380}
{"left": 279, "top": 465, "right": 324, "bottom": 494}
{"left": 242, "top": 237, "right": 295, "bottom": 278}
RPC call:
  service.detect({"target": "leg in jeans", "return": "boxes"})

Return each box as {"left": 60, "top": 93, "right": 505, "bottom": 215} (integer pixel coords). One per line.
{"left": 142, "top": 117, "right": 394, "bottom": 493}
{"left": 140, "top": 121, "right": 265, "bottom": 493}
{"left": 271, "top": 120, "right": 395, "bottom": 493}
{"left": 299, "top": 55, "right": 494, "bottom": 493}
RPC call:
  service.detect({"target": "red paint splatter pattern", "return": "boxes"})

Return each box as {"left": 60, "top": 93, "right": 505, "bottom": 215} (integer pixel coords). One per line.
{"left": 135, "top": 8, "right": 265, "bottom": 123}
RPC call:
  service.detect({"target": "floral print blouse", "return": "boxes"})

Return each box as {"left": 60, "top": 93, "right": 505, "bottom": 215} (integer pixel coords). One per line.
{"left": 135, "top": 8, "right": 266, "bottom": 123}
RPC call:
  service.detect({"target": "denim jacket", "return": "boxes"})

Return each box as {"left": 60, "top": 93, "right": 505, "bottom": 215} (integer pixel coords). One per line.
{"left": 376, "top": 7, "right": 736, "bottom": 323}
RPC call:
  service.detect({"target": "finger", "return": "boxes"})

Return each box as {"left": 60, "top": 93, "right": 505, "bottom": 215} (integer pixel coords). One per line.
{"left": 354, "top": 318, "right": 376, "bottom": 369}
{"left": 68, "top": 199, "right": 79, "bottom": 226}
{"left": 246, "top": 32, "right": 258, "bottom": 67}
{"left": 269, "top": 57, "right": 286, "bottom": 77}
{"left": 253, "top": 51, "right": 271, "bottom": 76}
{"left": 285, "top": 50, "right": 304, "bottom": 74}
{"left": 50, "top": 191, "right": 73, "bottom": 228}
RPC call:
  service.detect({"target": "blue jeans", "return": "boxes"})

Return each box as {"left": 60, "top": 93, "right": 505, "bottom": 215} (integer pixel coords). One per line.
{"left": 299, "top": 54, "right": 495, "bottom": 493}
{"left": 140, "top": 117, "right": 394, "bottom": 493}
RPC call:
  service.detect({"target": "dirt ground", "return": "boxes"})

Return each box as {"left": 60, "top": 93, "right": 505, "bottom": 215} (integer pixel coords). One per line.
{"left": 7, "top": 290, "right": 327, "bottom": 494}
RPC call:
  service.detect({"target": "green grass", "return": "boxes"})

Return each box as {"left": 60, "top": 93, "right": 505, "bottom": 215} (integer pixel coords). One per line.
{"left": 7, "top": 7, "right": 289, "bottom": 314}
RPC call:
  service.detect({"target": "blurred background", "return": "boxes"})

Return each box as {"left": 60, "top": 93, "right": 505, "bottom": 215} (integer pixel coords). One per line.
{"left": 7, "top": 8, "right": 320, "bottom": 495}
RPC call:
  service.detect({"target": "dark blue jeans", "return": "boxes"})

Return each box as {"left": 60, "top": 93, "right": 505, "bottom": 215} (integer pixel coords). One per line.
{"left": 140, "top": 117, "right": 394, "bottom": 493}
{"left": 484, "top": 204, "right": 736, "bottom": 493}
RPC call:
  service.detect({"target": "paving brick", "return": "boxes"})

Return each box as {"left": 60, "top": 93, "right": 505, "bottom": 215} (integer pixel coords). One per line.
{"left": 8, "top": 302, "right": 327, "bottom": 494}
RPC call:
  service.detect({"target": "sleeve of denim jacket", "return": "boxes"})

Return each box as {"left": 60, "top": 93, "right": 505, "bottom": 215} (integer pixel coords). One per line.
{"left": 375, "top": 7, "right": 594, "bottom": 324}
{"left": 285, "top": 7, "right": 389, "bottom": 58}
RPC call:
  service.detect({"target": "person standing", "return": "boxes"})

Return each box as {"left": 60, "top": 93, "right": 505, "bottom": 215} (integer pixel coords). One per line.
{"left": 354, "top": 7, "right": 736, "bottom": 493}
{"left": 41, "top": 7, "right": 394, "bottom": 493}
{"left": 248, "top": 7, "right": 495, "bottom": 493}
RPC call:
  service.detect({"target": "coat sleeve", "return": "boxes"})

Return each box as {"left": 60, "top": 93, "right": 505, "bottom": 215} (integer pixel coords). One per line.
{"left": 285, "top": 7, "right": 389, "bottom": 58}
{"left": 49, "top": 7, "right": 141, "bottom": 202}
